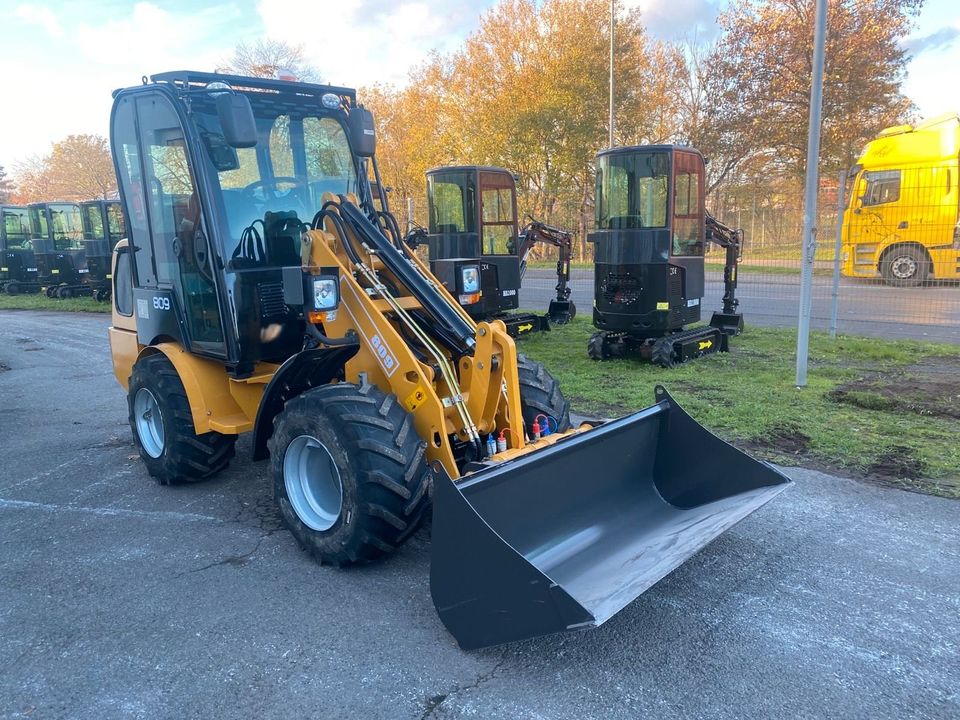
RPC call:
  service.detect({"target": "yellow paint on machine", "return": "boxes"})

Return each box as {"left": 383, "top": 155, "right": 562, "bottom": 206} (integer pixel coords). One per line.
{"left": 517, "top": 323, "right": 534, "bottom": 333}
{"left": 656, "top": 301, "right": 669, "bottom": 310}
{"left": 698, "top": 339, "right": 713, "bottom": 351}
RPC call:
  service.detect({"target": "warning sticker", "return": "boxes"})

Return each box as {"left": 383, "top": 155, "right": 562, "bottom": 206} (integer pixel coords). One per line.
{"left": 656, "top": 301, "right": 669, "bottom": 311}
{"left": 404, "top": 386, "right": 427, "bottom": 412}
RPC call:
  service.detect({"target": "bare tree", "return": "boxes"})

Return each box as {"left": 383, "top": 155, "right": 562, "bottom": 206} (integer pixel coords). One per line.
{"left": 220, "top": 39, "right": 320, "bottom": 82}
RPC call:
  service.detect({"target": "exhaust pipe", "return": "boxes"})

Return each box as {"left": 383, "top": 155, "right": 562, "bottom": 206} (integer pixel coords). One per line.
{"left": 429, "top": 386, "right": 791, "bottom": 649}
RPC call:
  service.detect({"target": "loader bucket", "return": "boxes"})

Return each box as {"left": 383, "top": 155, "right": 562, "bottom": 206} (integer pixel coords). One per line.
{"left": 429, "top": 386, "right": 791, "bottom": 650}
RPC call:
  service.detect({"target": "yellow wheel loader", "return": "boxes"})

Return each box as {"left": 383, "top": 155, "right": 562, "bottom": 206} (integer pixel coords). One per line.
{"left": 107, "top": 71, "right": 790, "bottom": 650}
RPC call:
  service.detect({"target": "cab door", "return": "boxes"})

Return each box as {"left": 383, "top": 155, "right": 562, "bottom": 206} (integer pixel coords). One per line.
{"left": 477, "top": 170, "right": 520, "bottom": 313}
{"left": 111, "top": 91, "right": 226, "bottom": 356}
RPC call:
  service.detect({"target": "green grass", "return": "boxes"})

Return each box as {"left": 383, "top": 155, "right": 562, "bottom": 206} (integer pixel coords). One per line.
{"left": 0, "top": 293, "right": 110, "bottom": 313}
{"left": 518, "top": 318, "right": 960, "bottom": 498}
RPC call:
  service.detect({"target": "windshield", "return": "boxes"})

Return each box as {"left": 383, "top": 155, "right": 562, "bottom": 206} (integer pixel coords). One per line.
{"left": 596, "top": 151, "right": 669, "bottom": 230}
{"left": 2, "top": 208, "right": 31, "bottom": 249}
{"left": 428, "top": 172, "right": 476, "bottom": 234}
{"left": 83, "top": 204, "right": 106, "bottom": 241}
{"left": 194, "top": 97, "right": 358, "bottom": 266}
{"left": 48, "top": 204, "right": 84, "bottom": 250}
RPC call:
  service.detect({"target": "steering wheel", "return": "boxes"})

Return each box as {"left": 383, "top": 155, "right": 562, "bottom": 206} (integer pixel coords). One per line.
{"left": 241, "top": 177, "right": 309, "bottom": 205}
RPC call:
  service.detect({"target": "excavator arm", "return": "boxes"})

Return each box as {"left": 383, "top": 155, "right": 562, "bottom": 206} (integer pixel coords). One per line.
{"left": 516, "top": 218, "right": 576, "bottom": 324}
{"left": 706, "top": 211, "right": 745, "bottom": 336}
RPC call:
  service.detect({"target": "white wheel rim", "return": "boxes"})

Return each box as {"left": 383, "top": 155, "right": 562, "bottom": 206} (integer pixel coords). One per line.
{"left": 134, "top": 388, "right": 165, "bottom": 458}
{"left": 283, "top": 435, "right": 343, "bottom": 531}
{"left": 891, "top": 255, "right": 917, "bottom": 279}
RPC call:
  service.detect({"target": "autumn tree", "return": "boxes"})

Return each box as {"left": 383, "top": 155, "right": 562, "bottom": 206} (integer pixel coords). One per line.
{"left": 13, "top": 135, "right": 116, "bottom": 203}
{"left": 715, "top": 0, "right": 923, "bottom": 175}
{"left": 221, "top": 39, "right": 320, "bottom": 82}
{"left": 365, "top": 0, "right": 684, "bottom": 258}
{"left": 0, "top": 165, "right": 11, "bottom": 203}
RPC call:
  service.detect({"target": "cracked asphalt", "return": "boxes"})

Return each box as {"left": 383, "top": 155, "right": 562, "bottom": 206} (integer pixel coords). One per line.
{"left": 1, "top": 310, "right": 958, "bottom": 719}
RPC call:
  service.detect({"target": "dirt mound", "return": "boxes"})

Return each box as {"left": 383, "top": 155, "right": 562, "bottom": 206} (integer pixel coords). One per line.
{"left": 828, "top": 355, "right": 960, "bottom": 420}
{"left": 867, "top": 445, "right": 928, "bottom": 480}
{"left": 748, "top": 424, "right": 811, "bottom": 456}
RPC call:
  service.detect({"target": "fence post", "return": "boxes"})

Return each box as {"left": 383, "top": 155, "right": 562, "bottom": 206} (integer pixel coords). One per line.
{"left": 829, "top": 170, "right": 847, "bottom": 339}
{"left": 795, "top": 0, "right": 828, "bottom": 388}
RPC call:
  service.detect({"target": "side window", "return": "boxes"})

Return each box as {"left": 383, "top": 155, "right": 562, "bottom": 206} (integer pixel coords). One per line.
{"left": 672, "top": 154, "right": 704, "bottom": 256}
{"left": 112, "top": 96, "right": 156, "bottom": 287}
{"left": 114, "top": 248, "right": 134, "bottom": 316}
{"left": 863, "top": 170, "right": 901, "bottom": 206}
{"left": 479, "top": 176, "right": 515, "bottom": 255}
{"left": 107, "top": 204, "right": 125, "bottom": 242}
{"left": 85, "top": 205, "right": 104, "bottom": 241}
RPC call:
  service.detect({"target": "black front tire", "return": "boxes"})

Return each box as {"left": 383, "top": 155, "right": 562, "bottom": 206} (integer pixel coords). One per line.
{"left": 516, "top": 354, "right": 571, "bottom": 432}
{"left": 128, "top": 353, "right": 236, "bottom": 484}
{"left": 269, "top": 382, "right": 431, "bottom": 566}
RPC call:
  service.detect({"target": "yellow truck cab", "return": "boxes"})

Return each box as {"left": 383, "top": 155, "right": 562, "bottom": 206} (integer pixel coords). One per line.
{"left": 841, "top": 114, "right": 960, "bottom": 286}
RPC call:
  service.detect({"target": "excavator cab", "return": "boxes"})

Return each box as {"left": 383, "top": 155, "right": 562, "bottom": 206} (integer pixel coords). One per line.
{"left": 424, "top": 166, "right": 574, "bottom": 337}
{"left": 0, "top": 205, "right": 39, "bottom": 294}
{"left": 28, "top": 202, "right": 92, "bottom": 298}
{"left": 107, "top": 72, "right": 788, "bottom": 650}
{"left": 80, "top": 200, "right": 126, "bottom": 300}
{"left": 588, "top": 145, "right": 744, "bottom": 366}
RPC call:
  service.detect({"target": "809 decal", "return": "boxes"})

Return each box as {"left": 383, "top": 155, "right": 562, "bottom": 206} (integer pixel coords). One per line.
{"left": 152, "top": 296, "right": 171, "bottom": 311}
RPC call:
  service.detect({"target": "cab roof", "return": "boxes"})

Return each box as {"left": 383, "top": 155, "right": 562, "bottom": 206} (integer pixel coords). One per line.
{"left": 858, "top": 114, "right": 960, "bottom": 168}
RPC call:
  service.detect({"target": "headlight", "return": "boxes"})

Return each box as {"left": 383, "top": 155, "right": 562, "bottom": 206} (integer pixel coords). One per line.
{"left": 206, "top": 81, "right": 232, "bottom": 96}
{"left": 321, "top": 93, "right": 341, "bottom": 109}
{"left": 460, "top": 265, "right": 480, "bottom": 294}
{"left": 312, "top": 276, "right": 339, "bottom": 310}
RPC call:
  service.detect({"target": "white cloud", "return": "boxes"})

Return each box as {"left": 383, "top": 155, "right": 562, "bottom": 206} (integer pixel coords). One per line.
{"left": 622, "top": 0, "right": 722, "bottom": 40}
{"left": 14, "top": 4, "right": 64, "bottom": 38}
{"left": 256, "top": 0, "right": 457, "bottom": 87}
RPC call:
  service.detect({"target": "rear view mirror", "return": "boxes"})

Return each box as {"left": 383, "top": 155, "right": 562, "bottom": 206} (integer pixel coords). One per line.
{"left": 348, "top": 107, "right": 376, "bottom": 157}
{"left": 201, "top": 130, "right": 240, "bottom": 172}
{"left": 215, "top": 93, "right": 258, "bottom": 149}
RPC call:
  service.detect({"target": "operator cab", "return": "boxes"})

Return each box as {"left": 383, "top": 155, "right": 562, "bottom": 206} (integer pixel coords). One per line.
{"left": 81, "top": 200, "right": 127, "bottom": 288}
{"left": 109, "top": 71, "right": 378, "bottom": 375}
{"left": 28, "top": 202, "right": 89, "bottom": 287}
{"left": 0, "top": 205, "right": 38, "bottom": 292}
{"left": 425, "top": 166, "right": 522, "bottom": 320}
{"left": 591, "top": 145, "right": 706, "bottom": 336}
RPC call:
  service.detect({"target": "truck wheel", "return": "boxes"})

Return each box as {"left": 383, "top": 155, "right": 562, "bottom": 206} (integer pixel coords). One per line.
{"left": 269, "top": 382, "right": 431, "bottom": 566}
{"left": 5, "top": 282, "right": 20, "bottom": 296}
{"left": 128, "top": 353, "right": 236, "bottom": 484}
{"left": 881, "top": 246, "right": 929, "bottom": 287}
{"left": 516, "top": 354, "right": 571, "bottom": 432}
{"left": 651, "top": 337, "right": 676, "bottom": 368}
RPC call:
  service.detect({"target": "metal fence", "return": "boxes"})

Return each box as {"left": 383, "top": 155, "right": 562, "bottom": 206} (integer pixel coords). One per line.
{"left": 402, "top": 166, "right": 958, "bottom": 344}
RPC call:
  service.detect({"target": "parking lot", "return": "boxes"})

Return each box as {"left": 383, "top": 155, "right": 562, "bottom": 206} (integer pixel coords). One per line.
{"left": 1, "top": 310, "right": 958, "bottom": 719}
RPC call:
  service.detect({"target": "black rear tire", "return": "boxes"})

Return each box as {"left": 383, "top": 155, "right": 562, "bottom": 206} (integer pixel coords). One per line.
{"left": 516, "top": 354, "right": 571, "bottom": 432}
{"left": 269, "top": 382, "right": 431, "bottom": 566}
{"left": 128, "top": 353, "right": 237, "bottom": 485}
{"left": 587, "top": 331, "right": 608, "bottom": 361}
{"left": 651, "top": 337, "right": 675, "bottom": 368}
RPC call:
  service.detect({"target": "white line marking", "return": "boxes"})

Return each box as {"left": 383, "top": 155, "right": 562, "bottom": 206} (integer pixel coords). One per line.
{"left": 0, "top": 497, "right": 219, "bottom": 523}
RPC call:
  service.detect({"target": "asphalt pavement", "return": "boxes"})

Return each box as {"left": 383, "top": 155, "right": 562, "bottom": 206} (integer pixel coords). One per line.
{"left": 521, "top": 268, "right": 960, "bottom": 342}
{"left": 1, "top": 310, "right": 958, "bottom": 719}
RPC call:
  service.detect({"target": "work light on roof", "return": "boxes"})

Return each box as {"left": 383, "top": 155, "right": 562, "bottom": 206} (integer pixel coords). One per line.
{"left": 321, "top": 93, "right": 341, "bottom": 109}
{"left": 206, "top": 81, "right": 232, "bottom": 96}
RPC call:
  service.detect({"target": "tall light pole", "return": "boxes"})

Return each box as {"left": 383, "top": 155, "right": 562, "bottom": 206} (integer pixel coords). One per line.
{"left": 609, "top": 0, "right": 615, "bottom": 148}
{"left": 795, "top": 0, "right": 828, "bottom": 387}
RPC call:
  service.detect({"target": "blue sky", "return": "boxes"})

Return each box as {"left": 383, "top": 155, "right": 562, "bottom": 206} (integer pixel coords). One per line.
{"left": 1, "top": 0, "right": 957, "bottom": 170}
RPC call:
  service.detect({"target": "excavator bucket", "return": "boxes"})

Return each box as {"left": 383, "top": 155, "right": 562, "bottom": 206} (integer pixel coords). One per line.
{"left": 430, "top": 386, "right": 791, "bottom": 649}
